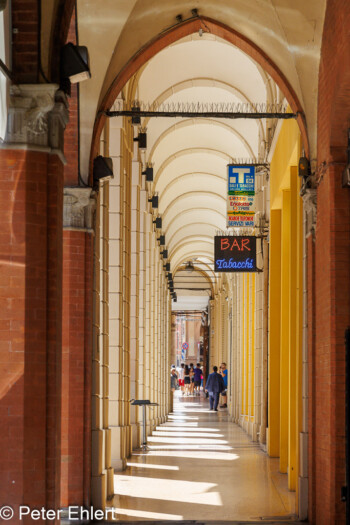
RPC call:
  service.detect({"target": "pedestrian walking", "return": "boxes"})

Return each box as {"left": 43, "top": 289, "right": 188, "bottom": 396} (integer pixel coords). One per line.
{"left": 184, "top": 364, "right": 191, "bottom": 396}
{"left": 219, "top": 362, "right": 228, "bottom": 408}
{"left": 170, "top": 368, "right": 178, "bottom": 392}
{"left": 178, "top": 363, "right": 185, "bottom": 395}
{"left": 193, "top": 363, "right": 202, "bottom": 395}
{"left": 205, "top": 366, "right": 225, "bottom": 411}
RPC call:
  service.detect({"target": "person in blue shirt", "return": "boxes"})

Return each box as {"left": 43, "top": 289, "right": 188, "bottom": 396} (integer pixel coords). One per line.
{"left": 219, "top": 362, "right": 228, "bottom": 408}
{"left": 205, "top": 366, "right": 225, "bottom": 411}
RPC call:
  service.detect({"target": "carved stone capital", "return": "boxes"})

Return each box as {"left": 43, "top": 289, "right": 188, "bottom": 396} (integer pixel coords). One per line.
{"left": 4, "top": 84, "right": 69, "bottom": 162}
{"left": 63, "top": 187, "right": 96, "bottom": 231}
{"left": 303, "top": 189, "right": 317, "bottom": 237}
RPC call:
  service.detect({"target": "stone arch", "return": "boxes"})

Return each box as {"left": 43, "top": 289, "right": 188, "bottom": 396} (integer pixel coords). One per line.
{"left": 90, "top": 15, "right": 309, "bottom": 181}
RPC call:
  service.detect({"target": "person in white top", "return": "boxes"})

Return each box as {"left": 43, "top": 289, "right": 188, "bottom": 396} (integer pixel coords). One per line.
{"left": 177, "top": 363, "right": 185, "bottom": 395}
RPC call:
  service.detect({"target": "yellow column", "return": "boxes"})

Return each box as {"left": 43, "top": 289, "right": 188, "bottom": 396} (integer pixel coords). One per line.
{"left": 251, "top": 274, "right": 255, "bottom": 420}
{"left": 241, "top": 276, "right": 245, "bottom": 415}
{"left": 288, "top": 168, "right": 298, "bottom": 489}
{"left": 268, "top": 209, "right": 281, "bottom": 457}
{"left": 280, "top": 189, "right": 290, "bottom": 473}
{"left": 245, "top": 275, "right": 249, "bottom": 419}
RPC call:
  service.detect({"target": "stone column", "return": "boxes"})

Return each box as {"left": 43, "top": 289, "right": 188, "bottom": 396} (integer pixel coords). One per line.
{"left": 0, "top": 84, "right": 68, "bottom": 517}
{"left": 130, "top": 158, "right": 141, "bottom": 448}
{"left": 108, "top": 121, "right": 125, "bottom": 471}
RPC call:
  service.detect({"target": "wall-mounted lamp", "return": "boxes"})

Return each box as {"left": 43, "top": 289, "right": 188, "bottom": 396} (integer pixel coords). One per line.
{"left": 153, "top": 216, "right": 162, "bottom": 229}
{"left": 342, "top": 129, "right": 350, "bottom": 187}
{"left": 134, "top": 129, "right": 147, "bottom": 150}
{"left": 161, "top": 249, "right": 168, "bottom": 259}
{"left": 298, "top": 157, "right": 310, "bottom": 178}
{"left": 158, "top": 235, "right": 165, "bottom": 246}
{"left": 142, "top": 165, "right": 153, "bottom": 182}
{"left": 148, "top": 195, "right": 158, "bottom": 209}
{"left": 164, "top": 262, "right": 170, "bottom": 272}
{"left": 185, "top": 261, "right": 195, "bottom": 273}
{"left": 131, "top": 103, "right": 141, "bottom": 126}
{"left": 93, "top": 156, "right": 113, "bottom": 187}
{"left": 171, "top": 292, "right": 177, "bottom": 302}
{"left": 61, "top": 43, "right": 91, "bottom": 93}
{"left": 167, "top": 273, "right": 173, "bottom": 281}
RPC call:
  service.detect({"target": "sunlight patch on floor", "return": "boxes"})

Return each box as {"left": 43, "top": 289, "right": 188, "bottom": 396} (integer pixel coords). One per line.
{"left": 135, "top": 450, "right": 240, "bottom": 460}
{"left": 110, "top": 507, "right": 183, "bottom": 520}
{"left": 147, "top": 436, "right": 228, "bottom": 445}
{"left": 126, "top": 462, "right": 180, "bottom": 471}
{"left": 114, "top": 475, "right": 223, "bottom": 506}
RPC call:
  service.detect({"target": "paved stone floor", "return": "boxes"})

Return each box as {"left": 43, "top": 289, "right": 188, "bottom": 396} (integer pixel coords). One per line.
{"left": 107, "top": 393, "right": 297, "bottom": 523}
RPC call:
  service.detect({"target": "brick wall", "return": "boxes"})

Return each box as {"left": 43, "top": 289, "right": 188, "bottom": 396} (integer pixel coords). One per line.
{"left": 311, "top": 1, "right": 350, "bottom": 523}
{"left": 61, "top": 230, "right": 93, "bottom": 508}
{"left": 0, "top": 149, "right": 63, "bottom": 518}
{"left": 12, "top": 0, "right": 39, "bottom": 83}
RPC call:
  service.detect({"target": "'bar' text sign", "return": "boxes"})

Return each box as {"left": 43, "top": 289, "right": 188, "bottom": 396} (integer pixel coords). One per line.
{"left": 214, "top": 236, "right": 257, "bottom": 272}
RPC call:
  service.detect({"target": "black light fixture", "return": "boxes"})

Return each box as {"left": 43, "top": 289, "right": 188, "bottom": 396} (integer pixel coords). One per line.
{"left": 134, "top": 129, "right": 147, "bottom": 150}
{"left": 176, "top": 14, "right": 183, "bottom": 22}
{"left": 167, "top": 273, "right": 173, "bottom": 281}
{"left": 142, "top": 165, "right": 153, "bottom": 182}
{"left": 153, "top": 217, "right": 162, "bottom": 229}
{"left": 158, "top": 235, "right": 165, "bottom": 246}
{"left": 342, "top": 128, "right": 350, "bottom": 187}
{"left": 171, "top": 292, "right": 177, "bottom": 302}
{"left": 131, "top": 102, "right": 141, "bottom": 126}
{"left": 93, "top": 156, "right": 114, "bottom": 187}
{"left": 148, "top": 195, "right": 158, "bottom": 209}
{"left": 161, "top": 249, "right": 168, "bottom": 259}
{"left": 191, "top": 8, "right": 199, "bottom": 16}
{"left": 298, "top": 157, "right": 310, "bottom": 178}
{"left": 61, "top": 43, "right": 91, "bottom": 92}
{"left": 164, "top": 262, "right": 170, "bottom": 272}
{"left": 185, "top": 261, "right": 195, "bottom": 273}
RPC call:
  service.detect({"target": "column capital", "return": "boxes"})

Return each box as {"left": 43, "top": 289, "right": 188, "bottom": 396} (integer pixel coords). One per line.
{"left": 302, "top": 188, "right": 317, "bottom": 237}
{"left": 3, "top": 84, "right": 69, "bottom": 163}
{"left": 63, "top": 187, "right": 96, "bottom": 232}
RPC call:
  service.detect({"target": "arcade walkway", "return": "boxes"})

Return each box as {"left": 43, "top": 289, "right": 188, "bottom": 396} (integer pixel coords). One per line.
{"left": 108, "top": 393, "right": 297, "bottom": 522}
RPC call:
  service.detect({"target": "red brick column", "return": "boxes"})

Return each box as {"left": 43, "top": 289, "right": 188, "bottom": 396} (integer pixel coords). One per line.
{"left": 0, "top": 149, "right": 64, "bottom": 519}
{"left": 61, "top": 194, "right": 94, "bottom": 509}
{"left": 312, "top": 166, "right": 350, "bottom": 525}
{"left": 313, "top": 1, "right": 350, "bottom": 522}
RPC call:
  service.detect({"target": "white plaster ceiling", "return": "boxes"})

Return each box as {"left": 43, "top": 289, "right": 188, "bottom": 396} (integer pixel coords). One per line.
{"left": 132, "top": 34, "right": 271, "bottom": 306}
{"left": 76, "top": 0, "right": 327, "bottom": 181}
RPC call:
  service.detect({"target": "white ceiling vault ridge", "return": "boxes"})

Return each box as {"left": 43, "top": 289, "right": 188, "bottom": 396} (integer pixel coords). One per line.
{"left": 78, "top": 1, "right": 327, "bottom": 310}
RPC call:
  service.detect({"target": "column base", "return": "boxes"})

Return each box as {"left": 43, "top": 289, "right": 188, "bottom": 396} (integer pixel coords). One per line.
{"left": 91, "top": 471, "right": 106, "bottom": 510}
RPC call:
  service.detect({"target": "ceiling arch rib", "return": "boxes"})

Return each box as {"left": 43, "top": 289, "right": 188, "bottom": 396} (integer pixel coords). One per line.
{"left": 167, "top": 223, "right": 218, "bottom": 248}
{"left": 160, "top": 191, "right": 225, "bottom": 221}
{"left": 159, "top": 172, "right": 225, "bottom": 201}
{"left": 148, "top": 118, "right": 256, "bottom": 166}
{"left": 141, "top": 78, "right": 266, "bottom": 145}
{"left": 154, "top": 152, "right": 228, "bottom": 196}
{"left": 165, "top": 209, "right": 226, "bottom": 244}
{"left": 169, "top": 236, "right": 216, "bottom": 258}
{"left": 137, "top": 37, "right": 267, "bottom": 108}
{"left": 171, "top": 249, "right": 215, "bottom": 273}
{"left": 153, "top": 147, "right": 232, "bottom": 188}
